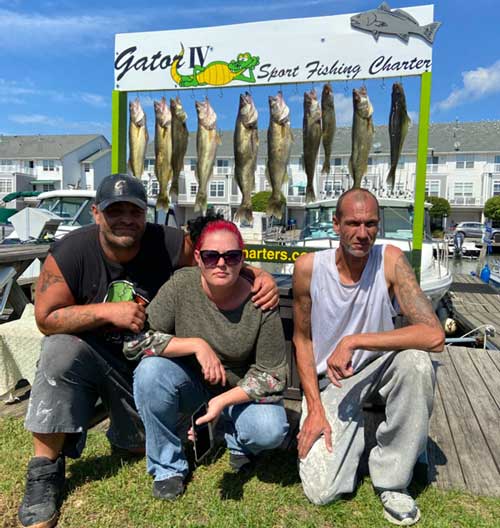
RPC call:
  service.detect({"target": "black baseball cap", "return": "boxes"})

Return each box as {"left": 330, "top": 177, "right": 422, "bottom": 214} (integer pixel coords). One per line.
{"left": 95, "top": 173, "right": 147, "bottom": 211}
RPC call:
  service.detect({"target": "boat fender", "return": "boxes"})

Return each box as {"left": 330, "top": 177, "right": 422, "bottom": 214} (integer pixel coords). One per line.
{"left": 480, "top": 264, "right": 491, "bottom": 284}
{"left": 444, "top": 318, "right": 457, "bottom": 336}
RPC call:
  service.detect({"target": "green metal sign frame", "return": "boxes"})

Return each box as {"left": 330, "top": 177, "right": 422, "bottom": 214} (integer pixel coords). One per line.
{"left": 111, "top": 72, "right": 433, "bottom": 281}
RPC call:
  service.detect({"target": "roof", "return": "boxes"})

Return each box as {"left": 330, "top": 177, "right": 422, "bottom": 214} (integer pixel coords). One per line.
{"left": 80, "top": 148, "right": 111, "bottom": 163}
{"left": 144, "top": 120, "right": 500, "bottom": 159}
{"left": 0, "top": 134, "right": 109, "bottom": 160}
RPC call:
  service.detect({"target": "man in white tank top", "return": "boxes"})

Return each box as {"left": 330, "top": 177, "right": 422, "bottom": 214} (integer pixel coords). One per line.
{"left": 293, "top": 189, "right": 444, "bottom": 526}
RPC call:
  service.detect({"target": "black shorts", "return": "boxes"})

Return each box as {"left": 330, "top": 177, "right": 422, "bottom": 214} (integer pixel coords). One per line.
{"left": 25, "top": 334, "right": 144, "bottom": 458}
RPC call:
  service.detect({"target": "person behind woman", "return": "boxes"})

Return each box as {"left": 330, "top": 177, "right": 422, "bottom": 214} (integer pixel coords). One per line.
{"left": 132, "top": 217, "right": 289, "bottom": 500}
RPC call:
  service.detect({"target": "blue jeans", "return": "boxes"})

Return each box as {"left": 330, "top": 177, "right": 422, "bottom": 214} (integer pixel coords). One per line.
{"left": 133, "top": 356, "right": 289, "bottom": 481}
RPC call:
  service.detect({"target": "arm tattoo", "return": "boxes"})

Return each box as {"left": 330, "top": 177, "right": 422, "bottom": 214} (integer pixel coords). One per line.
{"left": 394, "top": 254, "right": 440, "bottom": 328}
{"left": 39, "top": 269, "right": 64, "bottom": 293}
{"left": 48, "top": 306, "right": 98, "bottom": 329}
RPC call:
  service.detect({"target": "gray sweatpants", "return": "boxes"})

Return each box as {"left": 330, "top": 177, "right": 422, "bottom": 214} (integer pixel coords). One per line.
{"left": 25, "top": 334, "right": 145, "bottom": 458}
{"left": 299, "top": 349, "right": 435, "bottom": 505}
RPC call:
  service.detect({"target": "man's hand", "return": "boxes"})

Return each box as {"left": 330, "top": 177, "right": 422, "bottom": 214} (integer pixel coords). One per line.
{"left": 297, "top": 407, "right": 333, "bottom": 459}
{"left": 250, "top": 269, "right": 279, "bottom": 310}
{"left": 326, "top": 336, "right": 355, "bottom": 388}
{"left": 194, "top": 339, "right": 227, "bottom": 386}
{"left": 106, "top": 301, "right": 146, "bottom": 334}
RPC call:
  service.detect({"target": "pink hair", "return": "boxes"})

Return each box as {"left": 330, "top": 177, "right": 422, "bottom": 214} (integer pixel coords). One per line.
{"left": 195, "top": 219, "right": 244, "bottom": 251}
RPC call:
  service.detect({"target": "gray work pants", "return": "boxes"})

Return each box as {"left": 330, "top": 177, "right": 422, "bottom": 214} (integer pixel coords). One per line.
{"left": 299, "top": 349, "right": 435, "bottom": 505}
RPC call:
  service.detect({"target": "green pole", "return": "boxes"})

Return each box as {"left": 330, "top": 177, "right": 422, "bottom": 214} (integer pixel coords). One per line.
{"left": 111, "top": 90, "right": 127, "bottom": 174}
{"left": 412, "top": 71, "right": 432, "bottom": 282}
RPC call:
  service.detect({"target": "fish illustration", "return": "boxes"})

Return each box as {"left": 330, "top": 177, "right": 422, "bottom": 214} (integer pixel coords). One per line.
{"left": 349, "top": 87, "right": 374, "bottom": 189}
{"left": 387, "top": 83, "right": 410, "bottom": 190}
{"left": 350, "top": 2, "right": 441, "bottom": 44}
{"left": 170, "top": 96, "right": 189, "bottom": 197}
{"left": 195, "top": 97, "right": 219, "bottom": 215}
{"left": 266, "top": 92, "right": 292, "bottom": 219}
{"left": 234, "top": 92, "right": 259, "bottom": 224}
{"left": 153, "top": 97, "right": 173, "bottom": 210}
{"left": 303, "top": 89, "right": 322, "bottom": 203}
{"left": 128, "top": 98, "right": 149, "bottom": 178}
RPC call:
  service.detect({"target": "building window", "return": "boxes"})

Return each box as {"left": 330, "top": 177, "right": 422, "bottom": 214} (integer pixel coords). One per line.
{"left": 425, "top": 180, "right": 440, "bottom": 197}
{"left": 43, "top": 159, "right": 55, "bottom": 171}
{"left": 297, "top": 186, "right": 306, "bottom": 196}
{"left": 456, "top": 154, "right": 474, "bottom": 169}
{"left": 190, "top": 159, "right": 196, "bottom": 172}
{"left": 367, "top": 157, "right": 373, "bottom": 166}
{"left": 145, "top": 159, "right": 155, "bottom": 173}
{"left": 0, "top": 159, "right": 14, "bottom": 170}
{"left": 83, "top": 163, "right": 90, "bottom": 172}
{"left": 323, "top": 180, "right": 342, "bottom": 194}
{"left": 427, "top": 155, "right": 439, "bottom": 173}
{"left": 209, "top": 181, "right": 225, "bottom": 198}
{"left": 454, "top": 182, "right": 473, "bottom": 197}
{"left": 397, "top": 155, "right": 406, "bottom": 167}
{"left": 493, "top": 181, "right": 500, "bottom": 196}
{"left": 494, "top": 155, "right": 500, "bottom": 172}
{"left": 0, "top": 178, "right": 13, "bottom": 193}
{"left": 150, "top": 180, "right": 159, "bottom": 196}
{"left": 190, "top": 182, "right": 198, "bottom": 196}
{"left": 216, "top": 159, "right": 230, "bottom": 175}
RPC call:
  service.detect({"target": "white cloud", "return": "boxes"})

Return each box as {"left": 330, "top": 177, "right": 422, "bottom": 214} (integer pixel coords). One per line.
{"left": 79, "top": 93, "right": 107, "bottom": 108}
{"left": 334, "top": 92, "right": 352, "bottom": 126}
{"left": 407, "top": 110, "right": 418, "bottom": 124}
{"left": 0, "top": 78, "right": 107, "bottom": 108}
{"left": 435, "top": 60, "right": 500, "bottom": 111}
{"left": 8, "top": 113, "right": 108, "bottom": 133}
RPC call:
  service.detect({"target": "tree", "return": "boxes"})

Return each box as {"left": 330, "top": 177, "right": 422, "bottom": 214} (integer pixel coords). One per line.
{"left": 425, "top": 196, "right": 450, "bottom": 218}
{"left": 484, "top": 196, "right": 500, "bottom": 222}
{"left": 251, "top": 191, "right": 286, "bottom": 213}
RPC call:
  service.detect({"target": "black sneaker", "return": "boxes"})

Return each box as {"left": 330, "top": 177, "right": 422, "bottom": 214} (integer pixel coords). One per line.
{"left": 18, "top": 456, "right": 65, "bottom": 528}
{"left": 229, "top": 453, "right": 255, "bottom": 474}
{"left": 152, "top": 476, "right": 185, "bottom": 500}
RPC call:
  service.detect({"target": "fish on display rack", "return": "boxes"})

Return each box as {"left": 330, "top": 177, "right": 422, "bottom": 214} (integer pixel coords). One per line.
{"left": 234, "top": 92, "right": 259, "bottom": 224}
{"left": 128, "top": 97, "right": 149, "bottom": 179}
{"left": 170, "top": 96, "right": 189, "bottom": 197}
{"left": 153, "top": 97, "right": 173, "bottom": 210}
{"left": 387, "top": 83, "right": 410, "bottom": 190}
{"left": 350, "top": 2, "right": 441, "bottom": 44}
{"left": 195, "top": 97, "right": 219, "bottom": 215}
{"left": 349, "top": 87, "right": 374, "bottom": 189}
{"left": 303, "top": 88, "right": 322, "bottom": 203}
{"left": 321, "top": 83, "right": 336, "bottom": 175}
{"left": 266, "top": 92, "right": 293, "bottom": 219}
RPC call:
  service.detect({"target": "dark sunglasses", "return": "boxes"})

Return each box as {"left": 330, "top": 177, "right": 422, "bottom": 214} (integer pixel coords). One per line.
{"left": 199, "top": 249, "right": 243, "bottom": 268}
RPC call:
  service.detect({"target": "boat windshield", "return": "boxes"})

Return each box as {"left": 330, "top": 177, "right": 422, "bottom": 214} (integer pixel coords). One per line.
{"left": 302, "top": 206, "right": 337, "bottom": 239}
{"left": 38, "top": 197, "right": 94, "bottom": 226}
{"left": 301, "top": 204, "right": 432, "bottom": 241}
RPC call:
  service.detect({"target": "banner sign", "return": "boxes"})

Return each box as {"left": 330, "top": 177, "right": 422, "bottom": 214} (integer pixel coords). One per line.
{"left": 114, "top": 3, "right": 438, "bottom": 92}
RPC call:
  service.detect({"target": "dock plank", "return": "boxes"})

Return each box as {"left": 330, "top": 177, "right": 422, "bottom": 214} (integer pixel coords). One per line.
{"left": 449, "top": 348, "right": 500, "bottom": 469}
{"left": 428, "top": 364, "right": 466, "bottom": 491}
{"left": 430, "top": 347, "right": 500, "bottom": 496}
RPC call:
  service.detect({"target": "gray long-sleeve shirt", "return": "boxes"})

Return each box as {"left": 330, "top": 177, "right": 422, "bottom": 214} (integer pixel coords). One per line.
{"left": 146, "top": 267, "right": 288, "bottom": 401}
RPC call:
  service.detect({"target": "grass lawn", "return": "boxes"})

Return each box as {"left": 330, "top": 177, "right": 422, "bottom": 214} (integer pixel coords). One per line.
{"left": 1, "top": 417, "right": 499, "bottom": 528}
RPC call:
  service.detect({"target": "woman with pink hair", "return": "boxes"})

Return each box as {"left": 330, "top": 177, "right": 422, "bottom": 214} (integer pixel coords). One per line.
{"left": 132, "top": 217, "right": 288, "bottom": 500}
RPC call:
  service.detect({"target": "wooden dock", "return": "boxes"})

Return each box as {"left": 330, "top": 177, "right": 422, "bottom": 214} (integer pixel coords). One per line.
{"left": 2, "top": 345, "right": 499, "bottom": 497}
{"left": 448, "top": 273, "right": 500, "bottom": 350}
{"left": 428, "top": 346, "right": 500, "bottom": 496}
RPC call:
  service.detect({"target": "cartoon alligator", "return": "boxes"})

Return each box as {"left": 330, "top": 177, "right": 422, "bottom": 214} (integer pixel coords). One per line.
{"left": 170, "top": 44, "right": 260, "bottom": 88}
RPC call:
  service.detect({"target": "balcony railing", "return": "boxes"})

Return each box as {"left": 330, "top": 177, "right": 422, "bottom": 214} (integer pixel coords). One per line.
{"left": 449, "top": 196, "right": 478, "bottom": 205}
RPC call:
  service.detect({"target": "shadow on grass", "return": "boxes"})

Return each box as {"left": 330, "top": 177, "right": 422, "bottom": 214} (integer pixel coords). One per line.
{"left": 219, "top": 450, "right": 301, "bottom": 501}
{"left": 64, "top": 451, "right": 143, "bottom": 498}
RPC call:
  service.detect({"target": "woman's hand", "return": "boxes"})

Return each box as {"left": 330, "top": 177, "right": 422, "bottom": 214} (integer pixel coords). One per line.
{"left": 194, "top": 339, "right": 226, "bottom": 386}
{"left": 188, "top": 397, "right": 225, "bottom": 442}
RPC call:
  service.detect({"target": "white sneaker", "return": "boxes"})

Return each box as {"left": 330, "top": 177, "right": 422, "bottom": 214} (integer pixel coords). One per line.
{"left": 379, "top": 489, "right": 421, "bottom": 526}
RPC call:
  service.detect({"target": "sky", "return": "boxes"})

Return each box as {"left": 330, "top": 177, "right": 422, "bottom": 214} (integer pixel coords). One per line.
{"left": 0, "top": 0, "right": 499, "bottom": 141}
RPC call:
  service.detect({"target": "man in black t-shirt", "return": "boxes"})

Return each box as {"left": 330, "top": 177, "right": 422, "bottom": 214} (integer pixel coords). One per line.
{"left": 18, "top": 173, "right": 279, "bottom": 528}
